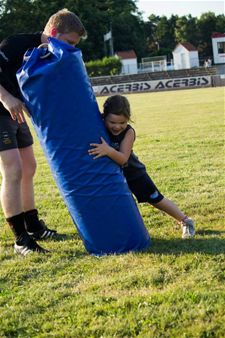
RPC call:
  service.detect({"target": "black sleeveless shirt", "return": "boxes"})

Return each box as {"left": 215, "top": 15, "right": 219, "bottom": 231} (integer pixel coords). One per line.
{"left": 108, "top": 124, "right": 146, "bottom": 182}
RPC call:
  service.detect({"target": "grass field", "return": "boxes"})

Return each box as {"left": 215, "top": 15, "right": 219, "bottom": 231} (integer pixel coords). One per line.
{"left": 0, "top": 87, "right": 224, "bottom": 338}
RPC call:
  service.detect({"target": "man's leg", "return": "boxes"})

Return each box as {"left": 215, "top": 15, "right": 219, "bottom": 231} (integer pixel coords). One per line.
{"left": 0, "top": 148, "right": 23, "bottom": 217}
{"left": 19, "top": 145, "right": 36, "bottom": 211}
{"left": 19, "top": 145, "right": 57, "bottom": 240}
{"left": 0, "top": 148, "right": 47, "bottom": 254}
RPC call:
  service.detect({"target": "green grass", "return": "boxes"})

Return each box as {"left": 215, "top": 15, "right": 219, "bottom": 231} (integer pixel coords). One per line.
{"left": 0, "top": 87, "right": 224, "bottom": 338}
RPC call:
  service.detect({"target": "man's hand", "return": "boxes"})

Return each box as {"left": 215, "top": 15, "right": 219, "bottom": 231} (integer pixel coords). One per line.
{"left": 1, "top": 91, "right": 30, "bottom": 123}
{"left": 88, "top": 137, "right": 112, "bottom": 159}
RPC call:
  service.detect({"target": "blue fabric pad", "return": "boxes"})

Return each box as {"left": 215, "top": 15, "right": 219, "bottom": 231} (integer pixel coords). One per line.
{"left": 17, "top": 38, "right": 150, "bottom": 255}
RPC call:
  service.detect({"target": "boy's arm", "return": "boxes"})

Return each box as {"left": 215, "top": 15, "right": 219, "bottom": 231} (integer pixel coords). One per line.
{"left": 0, "top": 39, "right": 29, "bottom": 122}
{"left": 88, "top": 128, "right": 135, "bottom": 166}
{"left": 0, "top": 83, "right": 28, "bottom": 122}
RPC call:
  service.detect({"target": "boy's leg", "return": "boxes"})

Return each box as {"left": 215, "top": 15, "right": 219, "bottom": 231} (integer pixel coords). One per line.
{"left": 153, "top": 198, "right": 186, "bottom": 222}
{"left": 19, "top": 145, "right": 36, "bottom": 212}
{"left": 153, "top": 198, "right": 195, "bottom": 238}
{"left": 0, "top": 148, "right": 48, "bottom": 254}
{"left": 127, "top": 174, "right": 195, "bottom": 238}
{"left": 0, "top": 148, "right": 23, "bottom": 217}
{"left": 19, "top": 145, "right": 57, "bottom": 240}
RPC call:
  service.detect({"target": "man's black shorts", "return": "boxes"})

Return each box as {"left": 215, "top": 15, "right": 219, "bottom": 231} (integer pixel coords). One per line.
{"left": 127, "top": 173, "right": 164, "bottom": 204}
{"left": 0, "top": 115, "right": 33, "bottom": 151}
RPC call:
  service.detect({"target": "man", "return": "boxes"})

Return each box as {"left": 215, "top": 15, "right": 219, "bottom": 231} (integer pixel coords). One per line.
{"left": 0, "top": 9, "right": 86, "bottom": 255}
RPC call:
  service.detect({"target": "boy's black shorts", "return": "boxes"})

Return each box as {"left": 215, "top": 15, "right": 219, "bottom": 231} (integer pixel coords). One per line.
{"left": 127, "top": 173, "right": 164, "bottom": 204}
{"left": 0, "top": 115, "right": 33, "bottom": 151}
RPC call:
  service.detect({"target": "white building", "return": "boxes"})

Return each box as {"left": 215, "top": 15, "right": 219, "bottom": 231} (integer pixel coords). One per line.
{"left": 212, "top": 32, "right": 225, "bottom": 64}
{"left": 172, "top": 42, "right": 199, "bottom": 70}
{"left": 116, "top": 50, "right": 138, "bottom": 74}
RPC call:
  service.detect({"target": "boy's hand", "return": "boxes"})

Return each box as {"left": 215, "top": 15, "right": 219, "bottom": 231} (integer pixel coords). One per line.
{"left": 88, "top": 137, "right": 112, "bottom": 159}
{"left": 1, "top": 93, "right": 30, "bottom": 123}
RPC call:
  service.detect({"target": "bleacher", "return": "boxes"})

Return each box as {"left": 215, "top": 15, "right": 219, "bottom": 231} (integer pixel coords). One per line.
{"left": 90, "top": 67, "right": 217, "bottom": 86}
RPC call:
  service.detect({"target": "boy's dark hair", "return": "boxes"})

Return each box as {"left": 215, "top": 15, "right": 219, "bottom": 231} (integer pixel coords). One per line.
{"left": 103, "top": 95, "right": 131, "bottom": 120}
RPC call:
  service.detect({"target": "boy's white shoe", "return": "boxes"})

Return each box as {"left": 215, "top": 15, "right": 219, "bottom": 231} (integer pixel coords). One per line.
{"left": 181, "top": 218, "right": 195, "bottom": 239}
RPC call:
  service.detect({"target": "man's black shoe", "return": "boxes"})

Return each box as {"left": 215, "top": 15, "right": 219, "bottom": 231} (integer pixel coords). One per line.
{"left": 14, "top": 232, "right": 49, "bottom": 256}
{"left": 27, "top": 220, "right": 58, "bottom": 240}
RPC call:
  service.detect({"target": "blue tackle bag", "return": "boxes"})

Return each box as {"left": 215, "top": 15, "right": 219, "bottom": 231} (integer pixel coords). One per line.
{"left": 17, "top": 38, "right": 151, "bottom": 255}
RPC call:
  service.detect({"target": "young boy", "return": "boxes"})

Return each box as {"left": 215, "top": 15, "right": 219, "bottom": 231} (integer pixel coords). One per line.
{"left": 88, "top": 94, "right": 195, "bottom": 238}
{"left": 0, "top": 9, "right": 86, "bottom": 255}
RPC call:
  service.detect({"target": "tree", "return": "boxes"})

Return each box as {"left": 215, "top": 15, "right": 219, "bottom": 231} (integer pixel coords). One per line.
{"left": 1, "top": 1, "right": 224, "bottom": 63}
{"left": 175, "top": 15, "right": 199, "bottom": 46}
{"left": 0, "top": 0, "right": 69, "bottom": 39}
{"left": 109, "top": 12, "right": 146, "bottom": 60}
{"left": 0, "top": 0, "right": 144, "bottom": 61}
{"left": 45, "top": 0, "right": 143, "bottom": 60}
{"left": 76, "top": 0, "right": 146, "bottom": 61}
{"left": 197, "top": 12, "right": 220, "bottom": 57}
{"left": 154, "top": 15, "right": 179, "bottom": 58}
{"left": 215, "top": 14, "right": 225, "bottom": 33}
{"left": 85, "top": 56, "right": 122, "bottom": 76}
{"left": 144, "top": 14, "right": 160, "bottom": 54}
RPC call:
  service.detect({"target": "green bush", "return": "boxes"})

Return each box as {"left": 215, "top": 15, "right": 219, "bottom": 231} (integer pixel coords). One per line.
{"left": 85, "top": 56, "right": 122, "bottom": 77}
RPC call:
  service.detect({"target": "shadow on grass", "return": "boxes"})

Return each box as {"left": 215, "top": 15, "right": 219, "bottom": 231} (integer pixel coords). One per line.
{"left": 48, "top": 232, "right": 79, "bottom": 242}
{"left": 148, "top": 236, "right": 225, "bottom": 255}
{"left": 1, "top": 230, "right": 224, "bottom": 258}
{"left": 0, "top": 246, "right": 87, "bottom": 262}
{"left": 0, "top": 232, "right": 87, "bottom": 261}
{"left": 197, "top": 229, "right": 225, "bottom": 236}
{"left": 0, "top": 232, "right": 80, "bottom": 248}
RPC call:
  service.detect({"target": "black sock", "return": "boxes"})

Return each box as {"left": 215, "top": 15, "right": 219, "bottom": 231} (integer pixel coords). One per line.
{"left": 24, "top": 209, "right": 42, "bottom": 232}
{"left": 6, "top": 213, "right": 26, "bottom": 240}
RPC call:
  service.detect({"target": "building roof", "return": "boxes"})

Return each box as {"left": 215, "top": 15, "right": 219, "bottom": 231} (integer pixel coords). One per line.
{"left": 173, "top": 42, "right": 197, "bottom": 52}
{"left": 211, "top": 32, "right": 225, "bottom": 38}
{"left": 116, "top": 50, "right": 137, "bottom": 59}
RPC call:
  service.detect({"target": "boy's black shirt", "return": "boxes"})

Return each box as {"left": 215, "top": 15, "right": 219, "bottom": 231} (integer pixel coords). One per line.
{"left": 108, "top": 124, "right": 146, "bottom": 181}
{"left": 0, "top": 32, "right": 42, "bottom": 116}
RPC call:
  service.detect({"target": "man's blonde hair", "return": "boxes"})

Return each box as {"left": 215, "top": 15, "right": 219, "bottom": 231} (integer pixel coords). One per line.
{"left": 44, "top": 8, "right": 86, "bottom": 38}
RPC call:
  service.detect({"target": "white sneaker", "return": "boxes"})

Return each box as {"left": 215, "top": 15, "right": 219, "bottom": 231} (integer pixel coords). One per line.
{"left": 181, "top": 218, "right": 195, "bottom": 239}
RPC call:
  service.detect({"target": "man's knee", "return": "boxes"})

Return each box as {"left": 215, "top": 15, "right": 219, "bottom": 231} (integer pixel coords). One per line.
{"left": 23, "top": 157, "right": 37, "bottom": 178}
{"left": 0, "top": 159, "right": 23, "bottom": 183}
{"left": 19, "top": 146, "right": 37, "bottom": 178}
